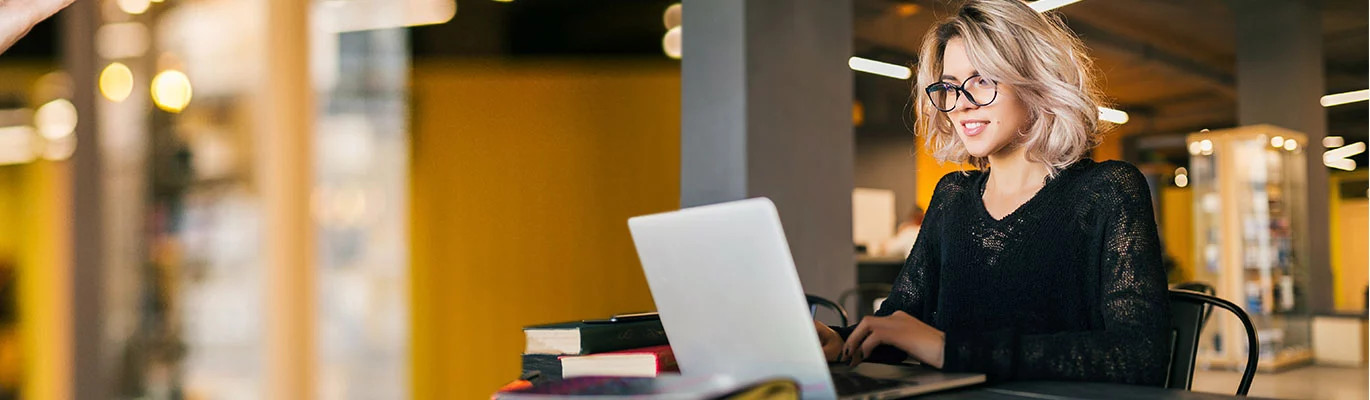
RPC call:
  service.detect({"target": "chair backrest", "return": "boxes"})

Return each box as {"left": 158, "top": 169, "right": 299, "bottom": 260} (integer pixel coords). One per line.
{"left": 805, "top": 295, "right": 849, "bottom": 328}
{"left": 1166, "top": 289, "right": 1259, "bottom": 396}
{"left": 837, "top": 283, "right": 893, "bottom": 319}
{"left": 1173, "top": 281, "right": 1218, "bottom": 334}
{"left": 1174, "top": 282, "right": 1216, "bottom": 296}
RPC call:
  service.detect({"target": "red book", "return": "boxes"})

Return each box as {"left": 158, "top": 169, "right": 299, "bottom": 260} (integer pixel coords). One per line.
{"left": 557, "top": 345, "right": 677, "bottom": 378}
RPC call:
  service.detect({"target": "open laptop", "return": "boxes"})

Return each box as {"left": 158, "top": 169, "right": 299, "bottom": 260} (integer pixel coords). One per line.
{"left": 627, "top": 197, "right": 985, "bottom": 399}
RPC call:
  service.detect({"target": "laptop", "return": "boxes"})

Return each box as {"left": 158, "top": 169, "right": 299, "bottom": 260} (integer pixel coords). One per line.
{"left": 627, "top": 197, "right": 985, "bottom": 399}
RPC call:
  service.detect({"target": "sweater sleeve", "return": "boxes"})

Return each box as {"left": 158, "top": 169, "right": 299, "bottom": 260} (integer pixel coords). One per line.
{"left": 836, "top": 172, "right": 961, "bottom": 363}
{"left": 940, "top": 163, "right": 1171, "bottom": 385}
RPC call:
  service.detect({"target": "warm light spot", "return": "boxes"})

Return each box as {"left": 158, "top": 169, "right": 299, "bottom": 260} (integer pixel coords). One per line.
{"left": 117, "top": 0, "right": 151, "bottom": 15}
{"left": 663, "top": 26, "right": 682, "bottom": 59}
{"left": 100, "top": 63, "right": 134, "bottom": 102}
{"left": 151, "top": 70, "right": 193, "bottom": 113}
{"left": 663, "top": 3, "right": 681, "bottom": 29}
{"left": 895, "top": 4, "right": 921, "bottom": 17}
{"left": 35, "top": 99, "right": 77, "bottom": 140}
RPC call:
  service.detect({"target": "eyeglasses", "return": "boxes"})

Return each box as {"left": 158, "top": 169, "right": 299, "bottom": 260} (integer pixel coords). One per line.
{"left": 925, "top": 75, "right": 998, "bottom": 112}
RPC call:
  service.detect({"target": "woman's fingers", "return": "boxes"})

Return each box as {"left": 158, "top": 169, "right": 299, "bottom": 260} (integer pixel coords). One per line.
{"left": 841, "top": 319, "right": 871, "bottom": 362}
{"left": 859, "top": 330, "right": 885, "bottom": 363}
{"left": 850, "top": 331, "right": 883, "bottom": 367}
{"left": 843, "top": 317, "right": 888, "bottom": 365}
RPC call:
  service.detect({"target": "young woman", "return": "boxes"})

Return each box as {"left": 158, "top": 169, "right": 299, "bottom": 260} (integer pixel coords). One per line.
{"left": 816, "top": 0, "right": 1170, "bottom": 385}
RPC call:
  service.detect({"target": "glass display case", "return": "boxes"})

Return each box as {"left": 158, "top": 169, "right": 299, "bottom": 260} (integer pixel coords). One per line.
{"left": 1186, "top": 124, "right": 1313, "bottom": 372}
{"left": 83, "top": 0, "right": 421, "bottom": 397}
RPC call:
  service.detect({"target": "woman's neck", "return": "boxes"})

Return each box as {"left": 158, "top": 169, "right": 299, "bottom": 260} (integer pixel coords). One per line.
{"left": 985, "top": 145, "right": 1049, "bottom": 194}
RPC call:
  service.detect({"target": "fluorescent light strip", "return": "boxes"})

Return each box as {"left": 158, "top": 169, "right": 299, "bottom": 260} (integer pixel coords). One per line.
{"left": 1028, "top": 0, "right": 1082, "bottom": 12}
{"left": 1320, "top": 89, "right": 1369, "bottom": 107}
{"left": 849, "top": 57, "right": 912, "bottom": 80}
{"left": 1098, "top": 107, "right": 1129, "bottom": 124}
{"left": 1326, "top": 159, "right": 1356, "bottom": 171}
{"left": 1323, "top": 142, "right": 1366, "bottom": 161}
{"left": 1324, "top": 136, "right": 1345, "bottom": 148}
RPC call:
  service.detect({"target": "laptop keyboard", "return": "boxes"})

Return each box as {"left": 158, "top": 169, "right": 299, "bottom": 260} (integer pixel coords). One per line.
{"left": 831, "top": 372, "right": 908, "bottom": 395}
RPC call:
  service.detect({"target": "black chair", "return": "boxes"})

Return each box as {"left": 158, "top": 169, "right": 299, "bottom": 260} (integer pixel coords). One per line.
{"left": 1166, "top": 289, "right": 1258, "bottom": 396}
{"left": 1173, "top": 281, "right": 1218, "bottom": 331}
{"left": 806, "top": 295, "right": 850, "bottom": 328}
{"left": 837, "top": 283, "right": 893, "bottom": 319}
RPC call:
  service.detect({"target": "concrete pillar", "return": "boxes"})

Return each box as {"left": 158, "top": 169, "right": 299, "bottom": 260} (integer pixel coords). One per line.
{"left": 681, "top": 0, "right": 855, "bottom": 301}
{"left": 1234, "top": 0, "right": 1332, "bottom": 312}
{"left": 63, "top": 0, "right": 104, "bottom": 398}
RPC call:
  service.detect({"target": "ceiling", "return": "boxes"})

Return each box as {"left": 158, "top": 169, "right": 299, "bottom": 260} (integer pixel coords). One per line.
{"left": 853, "top": 0, "right": 1368, "bottom": 163}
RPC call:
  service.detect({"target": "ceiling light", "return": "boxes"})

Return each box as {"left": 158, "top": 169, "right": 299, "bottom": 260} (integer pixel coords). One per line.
{"left": 848, "top": 57, "right": 911, "bottom": 80}
{"left": 1097, "top": 107, "right": 1129, "bottom": 124}
{"left": 1027, "top": 0, "right": 1082, "bottom": 12}
{"left": 1320, "top": 141, "right": 1364, "bottom": 167}
{"left": 1320, "top": 89, "right": 1368, "bottom": 107}
{"left": 1326, "top": 159, "right": 1356, "bottom": 171}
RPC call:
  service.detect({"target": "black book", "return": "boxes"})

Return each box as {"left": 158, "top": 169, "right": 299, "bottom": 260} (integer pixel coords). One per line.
{"left": 521, "top": 354, "right": 562, "bottom": 379}
{"left": 522, "top": 318, "right": 667, "bottom": 355}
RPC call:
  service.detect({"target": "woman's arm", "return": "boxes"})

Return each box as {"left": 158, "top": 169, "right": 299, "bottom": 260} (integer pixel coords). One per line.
{"left": 0, "top": 0, "right": 74, "bottom": 55}
{"left": 836, "top": 172, "right": 962, "bottom": 363}
{"left": 941, "top": 163, "right": 1171, "bottom": 385}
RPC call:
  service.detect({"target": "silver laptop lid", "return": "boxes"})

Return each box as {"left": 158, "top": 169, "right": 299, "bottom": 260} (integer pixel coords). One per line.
{"left": 628, "top": 198, "right": 838, "bottom": 398}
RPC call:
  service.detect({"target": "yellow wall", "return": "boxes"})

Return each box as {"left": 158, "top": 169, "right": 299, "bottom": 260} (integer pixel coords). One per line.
{"left": 1331, "top": 186, "right": 1368, "bottom": 311}
{"left": 0, "top": 162, "right": 70, "bottom": 400}
{"left": 1093, "top": 130, "right": 1125, "bottom": 162}
{"left": 0, "top": 62, "right": 69, "bottom": 400}
{"left": 16, "top": 162, "right": 69, "bottom": 400}
{"left": 1161, "top": 187, "right": 1194, "bottom": 283}
{"left": 410, "top": 60, "right": 680, "bottom": 398}
{"left": 914, "top": 143, "right": 968, "bottom": 211}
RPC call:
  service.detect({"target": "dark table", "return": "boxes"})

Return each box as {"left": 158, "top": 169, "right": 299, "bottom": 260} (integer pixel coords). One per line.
{"left": 920, "top": 381, "right": 1272, "bottom": 399}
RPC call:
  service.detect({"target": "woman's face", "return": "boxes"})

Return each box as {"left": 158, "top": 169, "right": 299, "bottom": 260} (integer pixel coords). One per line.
{"left": 938, "top": 38, "right": 1031, "bottom": 159}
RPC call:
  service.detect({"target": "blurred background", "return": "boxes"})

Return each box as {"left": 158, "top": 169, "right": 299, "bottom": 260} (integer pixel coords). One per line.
{"left": 0, "top": 0, "right": 1364, "bottom": 399}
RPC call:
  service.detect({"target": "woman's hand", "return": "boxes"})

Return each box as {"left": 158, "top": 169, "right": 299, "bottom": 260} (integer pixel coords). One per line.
{"left": 842, "top": 311, "right": 945, "bottom": 368}
{"left": 814, "top": 319, "right": 844, "bottom": 362}
{"left": 0, "top": 0, "right": 75, "bottom": 54}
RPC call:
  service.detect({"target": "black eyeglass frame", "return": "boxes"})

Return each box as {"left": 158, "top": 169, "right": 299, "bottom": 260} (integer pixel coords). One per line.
{"left": 924, "top": 75, "right": 999, "bottom": 112}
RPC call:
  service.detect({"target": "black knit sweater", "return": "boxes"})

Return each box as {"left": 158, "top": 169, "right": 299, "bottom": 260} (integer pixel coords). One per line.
{"left": 841, "top": 159, "right": 1170, "bottom": 386}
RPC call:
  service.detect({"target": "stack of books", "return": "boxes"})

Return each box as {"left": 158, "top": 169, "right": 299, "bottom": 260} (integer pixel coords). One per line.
{"left": 521, "top": 313, "right": 676, "bottom": 380}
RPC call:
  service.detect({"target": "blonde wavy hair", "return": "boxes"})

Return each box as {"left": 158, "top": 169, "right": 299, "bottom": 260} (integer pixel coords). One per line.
{"left": 913, "top": 0, "right": 1108, "bottom": 173}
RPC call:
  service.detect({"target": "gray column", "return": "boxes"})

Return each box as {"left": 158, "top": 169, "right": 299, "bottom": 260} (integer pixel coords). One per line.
{"left": 1234, "top": 0, "right": 1332, "bottom": 312}
{"left": 63, "top": 0, "right": 106, "bottom": 398}
{"left": 682, "top": 0, "right": 855, "bottom": 301}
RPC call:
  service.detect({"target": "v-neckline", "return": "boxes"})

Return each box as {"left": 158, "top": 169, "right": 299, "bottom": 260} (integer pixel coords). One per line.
{"left": 974, "top": 161, "right": 1083, "bottom": 223}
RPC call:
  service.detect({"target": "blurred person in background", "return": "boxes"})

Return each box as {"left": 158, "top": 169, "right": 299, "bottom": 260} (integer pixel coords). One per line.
{"left": 881, "top": 205, "right": 925, "bottom": 258}
{"left": 0, "top": 0, "right": 73, "bottom": 54}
